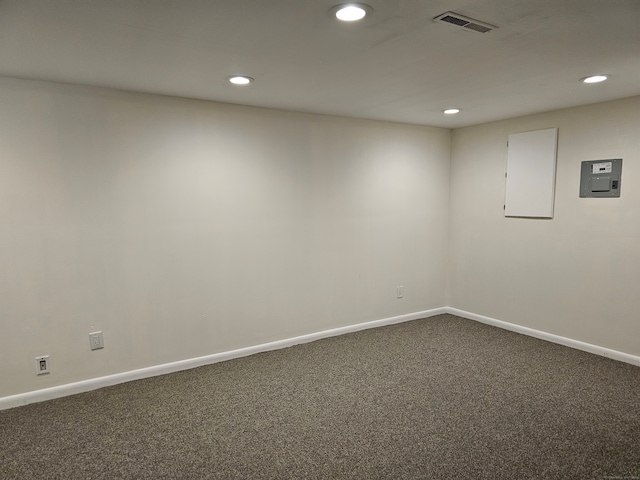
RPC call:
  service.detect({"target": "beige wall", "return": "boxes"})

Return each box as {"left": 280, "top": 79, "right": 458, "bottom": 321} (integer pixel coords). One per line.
{"left": 0, "top": 78, "right": 451, "bottom": 397}
{"left": 3, "top": 75, "right": 638, "bottom": 400}
{"left": 449, "top": 96, "right": 640, "bottom": 356}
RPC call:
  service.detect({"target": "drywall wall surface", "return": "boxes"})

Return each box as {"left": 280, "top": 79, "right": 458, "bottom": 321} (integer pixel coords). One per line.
{"left": 449, "top": 96, "right": 640, "bottom": 356}
{"left": 0, "top": 77, "right": 450, "bottom": 397}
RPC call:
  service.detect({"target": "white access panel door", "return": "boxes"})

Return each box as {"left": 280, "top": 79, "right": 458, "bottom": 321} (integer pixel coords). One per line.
{"left": 505, "top": 128, "right": 558, "bottom": 218}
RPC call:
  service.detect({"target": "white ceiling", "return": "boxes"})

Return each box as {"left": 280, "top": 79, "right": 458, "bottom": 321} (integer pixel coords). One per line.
{"left": 0, "top": 0, "right": 638, "bottom": 128}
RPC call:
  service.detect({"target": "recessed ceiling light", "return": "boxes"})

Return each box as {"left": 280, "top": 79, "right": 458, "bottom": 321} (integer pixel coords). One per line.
{"left": 228, "top": 75, "right": 254, "bottom": 85}
{"left": 443, "top": 108, "right": 461, "bottom": 115}
{"left": 332, "top": 3, "right": 372, "bottom": 22}
{"left": 581, "top": 75, "right": 608, "bottom": 84}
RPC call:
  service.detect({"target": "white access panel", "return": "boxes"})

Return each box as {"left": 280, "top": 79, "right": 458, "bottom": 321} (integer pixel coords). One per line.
{"left": 505, "top": 128, "right": 558, "bottom": 218}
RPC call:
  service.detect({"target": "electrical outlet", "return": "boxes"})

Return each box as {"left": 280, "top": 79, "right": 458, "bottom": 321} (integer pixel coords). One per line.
{"left": 35, "top": 355, "right": 51, "bottom": 375}
{"left": 397, "top": 285, "right": 404, "bottom": 299}
{"left": 89, "top": 331, "right": 104, "bottom": 350}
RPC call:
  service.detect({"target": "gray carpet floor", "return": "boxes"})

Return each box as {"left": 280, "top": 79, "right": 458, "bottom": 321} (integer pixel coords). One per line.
{"left": 1, "top": 314, "right": 639, "bottom": 479}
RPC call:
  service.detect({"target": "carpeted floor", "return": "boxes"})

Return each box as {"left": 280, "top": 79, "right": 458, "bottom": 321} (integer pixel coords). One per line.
{"left": 1, "top": 314, "right": 639, "bottom": 479}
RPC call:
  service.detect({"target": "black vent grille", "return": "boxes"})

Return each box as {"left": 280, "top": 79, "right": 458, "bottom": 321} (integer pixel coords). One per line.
{"left": 440, "top": 15, "right": 468, "bottom": 27}
{"left": 434, "top": 12, "right": 496, "bottom": 33}
{"left": 463, "top": 22, "right": 492, "bottom": 33}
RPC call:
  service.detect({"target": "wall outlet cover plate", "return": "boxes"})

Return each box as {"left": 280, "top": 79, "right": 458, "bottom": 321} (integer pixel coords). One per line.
{"left": 89, "top": 331, "right": 104, "bottom": 350}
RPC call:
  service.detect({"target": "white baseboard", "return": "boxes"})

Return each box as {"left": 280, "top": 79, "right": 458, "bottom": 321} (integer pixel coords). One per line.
{"left": 445, "top": 307, "right": 640, "bottom": 367}
{"left": 3, "top": 306, "right": 638, "bottom": 411}
{"left": 0, "top": 307, "right": 447, "bottom": 411}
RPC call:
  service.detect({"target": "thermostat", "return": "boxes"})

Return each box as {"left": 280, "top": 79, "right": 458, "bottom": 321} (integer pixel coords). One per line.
{"left": 580, "top": 159, "right": 622, "bottom": 197}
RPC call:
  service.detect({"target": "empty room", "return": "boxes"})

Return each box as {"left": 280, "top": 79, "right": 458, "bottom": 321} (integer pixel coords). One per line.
{"left": 1, "top": 1, "right": 638, "bottom": 479}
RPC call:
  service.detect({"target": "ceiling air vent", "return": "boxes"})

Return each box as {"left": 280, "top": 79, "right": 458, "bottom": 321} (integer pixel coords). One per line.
{"left": 433, "top": 12, "right": 496, "bottom": 33}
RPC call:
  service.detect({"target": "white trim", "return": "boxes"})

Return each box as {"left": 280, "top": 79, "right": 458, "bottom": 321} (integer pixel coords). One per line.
{"left": 0, "top": 308, "right": 446, "bottom": 411}
{"left": 445, "top": 307, "right": 640, "bottom": 367}
{"left": 4, "top": 306, "right": 638, "bottom": 411}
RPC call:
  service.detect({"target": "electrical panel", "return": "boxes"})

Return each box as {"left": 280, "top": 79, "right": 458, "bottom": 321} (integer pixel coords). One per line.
{"left": 580, "top": 159, "right": 622, "bottom": 197}
{"left": 505, "top": 128, "right": 558, "bottom": 218}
